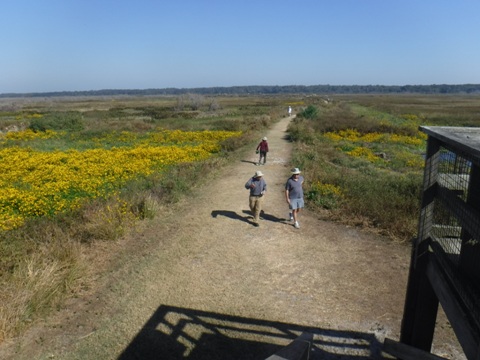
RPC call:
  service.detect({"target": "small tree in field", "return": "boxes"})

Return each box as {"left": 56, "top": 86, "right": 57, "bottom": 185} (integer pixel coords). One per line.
{"left": 188, "top": 93, "right": 205, "bottom": 110}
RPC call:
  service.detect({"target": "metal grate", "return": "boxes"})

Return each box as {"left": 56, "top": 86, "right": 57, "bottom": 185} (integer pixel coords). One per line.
{"left": 418, "top": 129, "right": 480, "bottom": 334}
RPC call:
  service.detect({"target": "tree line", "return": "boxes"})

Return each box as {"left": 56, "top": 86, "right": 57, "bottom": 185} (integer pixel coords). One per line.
{"left": 2, "top": 84, "right": 480, "bottom": 98}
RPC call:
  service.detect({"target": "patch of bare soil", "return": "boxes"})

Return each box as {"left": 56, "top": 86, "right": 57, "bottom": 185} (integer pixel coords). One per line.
{"left": 0, "top": 117, "right": 465, "bottom": 359}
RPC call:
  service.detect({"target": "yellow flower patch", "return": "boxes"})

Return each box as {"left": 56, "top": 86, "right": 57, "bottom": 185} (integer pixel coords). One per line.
{"left": 346, "top": 146, "right": 380, "bottom": 162}
{"left": 310, "top": 181, "right": 342, "bottom": 197}
{"left": 0, "top": 129, "right": 241, "bottom": 230}
{"left": 2, "top": 129, "right": 60, "bottom": 141}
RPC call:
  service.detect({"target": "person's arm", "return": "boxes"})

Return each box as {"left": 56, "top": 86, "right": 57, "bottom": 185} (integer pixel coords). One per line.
{"left": 285, "top": 182, "right": 291, "bottom": 203}
{"left": 245, "top": 178, "right": 254, "bottom": 189}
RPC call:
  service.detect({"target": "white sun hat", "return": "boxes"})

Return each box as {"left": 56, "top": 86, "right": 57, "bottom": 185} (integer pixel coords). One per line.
{"left": 262, "top": 137, "right": 267, "bottom": 141}
{"left": 291, "top": 168, "right": 301, "bottom": 175}
{"left": 254, "top": 170, "right": 264, "bottom": 177}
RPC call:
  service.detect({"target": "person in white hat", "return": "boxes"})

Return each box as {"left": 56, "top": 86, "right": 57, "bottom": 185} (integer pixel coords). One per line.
{"left": 244, "top": 170, "right": 267, "bottom": 226}
{"left": 285, "top": 168, "right": 304, "bottom": 229}
{"left": 255, "top": 137, "right": 269, "bottom": 166}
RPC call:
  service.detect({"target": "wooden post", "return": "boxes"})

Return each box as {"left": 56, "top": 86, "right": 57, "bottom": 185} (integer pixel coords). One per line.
{"left": 400, "top": 136, "right": 440, "bottom": 351}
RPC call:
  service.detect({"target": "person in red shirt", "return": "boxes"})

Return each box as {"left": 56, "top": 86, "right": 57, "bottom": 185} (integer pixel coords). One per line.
{"left": 256, "top": 137, "right": 269, "bottom": 166}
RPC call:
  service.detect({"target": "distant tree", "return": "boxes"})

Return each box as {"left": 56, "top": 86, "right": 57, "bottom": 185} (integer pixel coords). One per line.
{"left": 188, "top": 93, "right": 205, "bottom": 110}
{"left": 175, "top": 95, "right": 187, "bottom": 111}
{"left": 208, "top": 98, "right": 220, "bottom": 111}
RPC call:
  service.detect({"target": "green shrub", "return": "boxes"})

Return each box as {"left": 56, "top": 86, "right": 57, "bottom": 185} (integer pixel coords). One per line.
{"left": 300, "top": 105, "right": 318, "bottom": 119}
{"left": 29, "top": 112, "right": 84, "bottom": 132}
{"left": 341, "top": 172, "right": 421, "bottom": 238}
{"left": 306, "top": 181, "right": 343, "bottom": 210}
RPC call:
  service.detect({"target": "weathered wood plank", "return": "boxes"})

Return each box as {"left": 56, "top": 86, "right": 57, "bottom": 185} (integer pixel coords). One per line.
{"left": 265, "top": 332, "right": 312, "bottom": 360}
{"left": 426, "top": 256, "right": 478, "bottom": 360}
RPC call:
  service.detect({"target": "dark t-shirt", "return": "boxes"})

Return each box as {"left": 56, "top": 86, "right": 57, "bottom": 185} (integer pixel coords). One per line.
{"left": 285, "top": 176, "right": 304, "bottom": 199}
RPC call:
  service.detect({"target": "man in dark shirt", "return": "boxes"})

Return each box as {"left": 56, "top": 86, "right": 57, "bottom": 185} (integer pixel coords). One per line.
{"left": 285, "top": 168, "right": 304, "bottom": 229}
{"left": 245, "top": 170, "right": 267, "bottom": 226}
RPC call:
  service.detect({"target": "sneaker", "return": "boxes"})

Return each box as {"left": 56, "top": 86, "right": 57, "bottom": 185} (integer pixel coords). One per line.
{"left": 289, "top": 213, "right": 294, "bottom": 221}
{"left": 294, "top": 221, "right": 300, "bottom": 229}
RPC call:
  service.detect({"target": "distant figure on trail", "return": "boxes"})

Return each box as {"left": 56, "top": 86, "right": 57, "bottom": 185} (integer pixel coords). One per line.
{"left": 245, "top": 170, "right": 267, "bottom": 227}
{"left": 255, "top": 137, "right": 269, "bottom": 166}
{"left": 285, "top": 168, "right": 304, "bottom": 229}
{"left": 288, "top": 106, "right": 292, "bottom": 117}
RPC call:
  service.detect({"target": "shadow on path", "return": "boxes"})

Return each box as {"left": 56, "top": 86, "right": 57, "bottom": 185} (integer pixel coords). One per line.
{"left": 242, "top": 210, "right": 288, "bottom": 224}
{"left": 117, "top": 305, "right": 390, "bottom": 360}
{"left": 240, "top": 159, "right": 258, "bottom": 165}
{"left": 211, "top": 210, "right": 254, "bottom": 225}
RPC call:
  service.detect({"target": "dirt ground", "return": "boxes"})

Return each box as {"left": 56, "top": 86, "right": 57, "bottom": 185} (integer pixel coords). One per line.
{"left": 0, "top": 117, "right": 466, "bottom": 359}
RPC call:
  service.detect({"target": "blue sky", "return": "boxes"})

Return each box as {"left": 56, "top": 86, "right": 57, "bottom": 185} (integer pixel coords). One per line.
{"left": 1, "top": 1, "right": 479, "bottom": 93}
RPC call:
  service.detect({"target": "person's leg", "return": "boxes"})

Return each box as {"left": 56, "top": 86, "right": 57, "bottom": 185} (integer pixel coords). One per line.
{"left": 249, "top": 196, "right": 256, "bottom": 216}
{"left": 291, "top": 199, "right": 301, "bottom": 228}
{"left": 253, "top": 197, "right": 263, "bottom": 223}
{"left": 292, "top": 209, "right": 297, "bottom": 221}
{"left": 252, "top": 196, "right": 262, "bottom": 226}
{"left": 262, "top": 152, "right": 267, "bottom": 165}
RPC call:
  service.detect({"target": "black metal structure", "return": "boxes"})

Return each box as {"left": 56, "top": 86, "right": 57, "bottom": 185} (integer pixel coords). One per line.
{"left": 398, "top": 126, "right": 480, "bottom": 360}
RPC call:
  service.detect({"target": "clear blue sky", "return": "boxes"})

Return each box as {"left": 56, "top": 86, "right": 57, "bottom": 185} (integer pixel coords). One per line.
{"left": 1, "top": 0, "right": 479, "bottom": 93}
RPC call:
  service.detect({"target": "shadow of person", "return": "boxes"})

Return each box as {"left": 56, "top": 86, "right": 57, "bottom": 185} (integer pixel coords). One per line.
{"left": 240, "top": 159, "right": 258, "bottom": 165}
{"left": 242, "top": 210, "right": 286, "bottom": 223}
{"left": 211, "top": 210, "right": 255, "bottom": 225}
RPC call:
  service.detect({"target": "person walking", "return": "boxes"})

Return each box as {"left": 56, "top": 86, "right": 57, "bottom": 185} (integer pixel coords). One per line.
{"left": 245, "top": 170, "right": 267, "bottom": 227}
{"left": 255, "top": 137, "right": 269, "bottom": 166}
{"left": 285, "top": 168, "right": 304, "bottom": 229}
{"left": 288, "top": 106, "right": 292, "bottom": 117}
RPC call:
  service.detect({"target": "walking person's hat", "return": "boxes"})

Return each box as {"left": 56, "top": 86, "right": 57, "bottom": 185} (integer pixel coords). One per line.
{"left": 262, "top": 137, "right": 267, "bottom": 141}
{"left": 291, "top": 168, "right": 301, "bottom": 175}
{"left": 254, "top": 170, "right": 264, "bottom": 178}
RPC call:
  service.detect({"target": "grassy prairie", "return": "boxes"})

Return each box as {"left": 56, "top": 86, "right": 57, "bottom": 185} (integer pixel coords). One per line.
{"left": 289, "top": 94, "right": 480, "bottom": 241}
{"left": 1, "top": 93, "right": 479, "bottom": 342}
{"left": 0, "top": 94, "right": 289, "bottom": 342}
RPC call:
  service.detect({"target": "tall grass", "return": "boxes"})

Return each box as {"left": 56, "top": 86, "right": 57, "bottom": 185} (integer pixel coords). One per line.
{"left": 0, "top": 223, "right": 85, "bottom": 341}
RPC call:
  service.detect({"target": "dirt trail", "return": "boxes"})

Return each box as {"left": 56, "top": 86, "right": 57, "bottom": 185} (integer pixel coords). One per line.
{"left": 0, "top": 117, "right": 464, "bottom": 359}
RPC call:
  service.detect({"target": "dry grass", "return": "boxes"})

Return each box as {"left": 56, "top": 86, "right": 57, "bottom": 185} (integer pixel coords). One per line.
{"left": 0, "top": 235, "right": 85, "bottom": 342}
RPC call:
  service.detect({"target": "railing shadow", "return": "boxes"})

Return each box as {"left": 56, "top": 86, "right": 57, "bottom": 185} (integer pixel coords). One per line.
{"left": 117, "top": 305, "right": 390, "bottom": 359}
